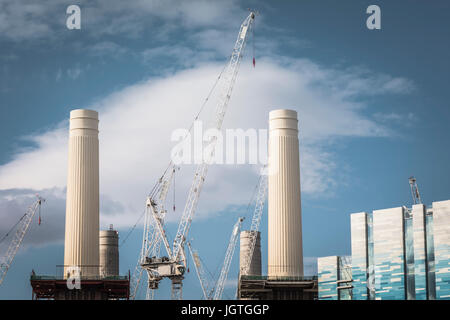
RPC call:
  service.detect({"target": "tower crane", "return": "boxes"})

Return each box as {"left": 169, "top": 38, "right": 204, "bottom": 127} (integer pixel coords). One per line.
{"left": 240, "top": 168, "right": 267, "bottom": 277}
{"left": 187, "top": 241, "right": 214, "bottom": 300}
{"left": 409, "top": 176, "right": 422, "bottom": 205}
{"left": 187, "top": 217, "right": 244, "bottom": 300}
{"left": 139, "top": 10, "right": 256, "bottom": 300}
{"left": 130, "top": 166, "right": 176, "bottom": 299}
{"left": 0, "top": 196, "right": 45, "bottom": 286}
{"left": 213, "top": 217, "right": 244, "bottom": 300}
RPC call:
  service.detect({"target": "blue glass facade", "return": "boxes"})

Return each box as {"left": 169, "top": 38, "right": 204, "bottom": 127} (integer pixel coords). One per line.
{"left": 350, "top": 213, "right": 370, "bottom": 300}
{"left": 373, "top": 207, "right": 407, "bottom": 300}
{"left": 425, "top": 210, "right": 436, "bottom": 299}
{"left": 433, "top": 200, "right": 450, "bottom": 299}
{"left": 318, "top": 256, "right": 352, "bottom": 300}
{"left": 412, "top": 204, "right": 427, "bottom": 299}
{"left": 318, "top": 256, "right": 338, "bottom": 300}
{"left": 318, "top": 199, "right": 450, "bottom": 300}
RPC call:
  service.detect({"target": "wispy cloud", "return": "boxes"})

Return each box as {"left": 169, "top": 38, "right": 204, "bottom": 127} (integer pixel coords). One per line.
{"left": 86, "top": 41, "right": 129, "bottom": 58}
{"left": 373, "top": 112, "right": 417, "bottom": 126}
{"left": 0, "top": 0, "right": 243, "bottom": 42}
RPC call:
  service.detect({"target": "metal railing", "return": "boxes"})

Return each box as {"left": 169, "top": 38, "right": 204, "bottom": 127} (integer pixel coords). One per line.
{"left": 30, "top": 265, "right": 129, "bottom": 281}
{"left": 240, "top": 275, "right": 318, "bottom": 281}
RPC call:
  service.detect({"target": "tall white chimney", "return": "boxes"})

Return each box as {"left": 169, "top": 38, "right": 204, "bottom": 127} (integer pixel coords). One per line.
{"left": 64, "top": 109, "right": 100, "bottom": 278}
{"left": 268, "top": 109, "right": 303, "bottom": 277}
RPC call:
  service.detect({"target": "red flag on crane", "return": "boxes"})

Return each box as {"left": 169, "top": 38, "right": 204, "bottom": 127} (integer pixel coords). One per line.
{"left": 253, "top": 57, "right": 255, "bottom": 67}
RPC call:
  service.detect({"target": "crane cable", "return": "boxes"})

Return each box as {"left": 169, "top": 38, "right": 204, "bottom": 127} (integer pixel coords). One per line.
{"left": 148, "top": 22, "right": 256, "bottom": 201}
{"left": 119, "top": 209, "right": 146, "bottom": 247}
{"left": 0, "top": 214, "right": 27, "bottom": 245}
{"left": 148, "top": 61, "right": 228, "bottom": 200}
{"left": 252, "top": 16, "right": 256, "bottom": 67}
{"left": 173, "top": 167, "right": 176, "bottom": 212}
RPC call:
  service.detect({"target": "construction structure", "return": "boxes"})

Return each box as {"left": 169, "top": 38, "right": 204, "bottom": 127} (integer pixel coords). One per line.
{"left": 237, "top": 109, "right": 317, "bottom": 300}
{"left": 30, "top": 109, "right": 129, "bottom": 300}
{"left": 131, "top": 11, "right": 257, "bottom": 300}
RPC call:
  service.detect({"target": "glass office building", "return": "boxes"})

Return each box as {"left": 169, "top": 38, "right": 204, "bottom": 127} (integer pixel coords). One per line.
{"left": 318, "top": 199, "right": 450, "bottom": 300}
{"left": 433, "top": 201, "right": 450, "bottom": 299}
{"left": 318, "top": 256, "right": 352, "bottom": 300}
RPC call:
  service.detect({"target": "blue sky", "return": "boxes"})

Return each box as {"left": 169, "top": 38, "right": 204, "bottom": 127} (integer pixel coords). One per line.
{"left": 1, "top": 0, "right": 450, "bottom": 299}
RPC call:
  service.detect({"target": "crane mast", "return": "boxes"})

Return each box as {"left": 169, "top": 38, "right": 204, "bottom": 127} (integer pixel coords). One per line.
{"left": 140, "top": 11, "right": 256, "bottom": 300}
{"left": 0, "top": 196, "right": 44, "bottom": 286}
{"left": 409, "top": 176, "right": 422, "bottom": 205}
{"left": 239, "top": 166, "right": 267, "bottom": 275}
{"left": 130, "top": 166, "right": 175, "bottom": 299}
{"left": 213, "top": 217, "right": 244, "bottom": 300}
{"left": 188, "top": 217, "right": 244, "bottom": 300}
{"left": 240, "top": 169, "right": 267, "bottom": 276}
{"left": 187, "top": 241, "right": 214, "bottom": 300}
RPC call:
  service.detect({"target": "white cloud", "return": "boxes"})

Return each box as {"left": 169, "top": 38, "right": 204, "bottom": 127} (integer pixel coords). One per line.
{"left": 0, "top": 57, "right": 412, "bottom": 246}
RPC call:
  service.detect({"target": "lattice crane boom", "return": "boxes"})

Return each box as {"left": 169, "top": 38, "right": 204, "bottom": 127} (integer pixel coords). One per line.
{"left": 213, "top": 217, "right": 244, "bottom": 300}
{"left": 0, "top": 196, "right": 44, "bottom": 286}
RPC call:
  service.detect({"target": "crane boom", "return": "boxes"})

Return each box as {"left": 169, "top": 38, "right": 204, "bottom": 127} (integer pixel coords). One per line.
{"left": 240, "top": 169, "right": 267, "bottom": 275}
{"left": 0, "top": 196, "right": 44, "bottom": 286}
{"left": 213, "top": 217, "right": 244, "bottom": 300}
{"left": 172, "top": 10, "right": 256, "bottom": 266}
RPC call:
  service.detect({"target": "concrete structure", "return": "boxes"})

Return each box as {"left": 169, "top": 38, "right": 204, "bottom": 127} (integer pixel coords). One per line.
{"left": 30, "top": 275, "right": 130, "bottom": 300}
{"left": 238, "top": 275, "right": 317, "bottom": 300}
{"left": 318, "top": 199, "right": 450, "bottom": 300}
{"left": 64, "top": 109, "right": 100, "bottom": 278}
{"left": 100, "top": 225, "right": 119, "bottom": 277}
{"left": 240, "top": 231, "right": 262, "bottom": 276}
{"left": 268, "top": 109, "right": 303, "bottom": 278}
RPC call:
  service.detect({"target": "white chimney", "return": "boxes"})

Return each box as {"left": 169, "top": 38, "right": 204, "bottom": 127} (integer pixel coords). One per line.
{"left": 64, "top": 109, "right": 100, "bottom": 278}
{"left": 268, "top": 109, "right": 303, "bottom": 277}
